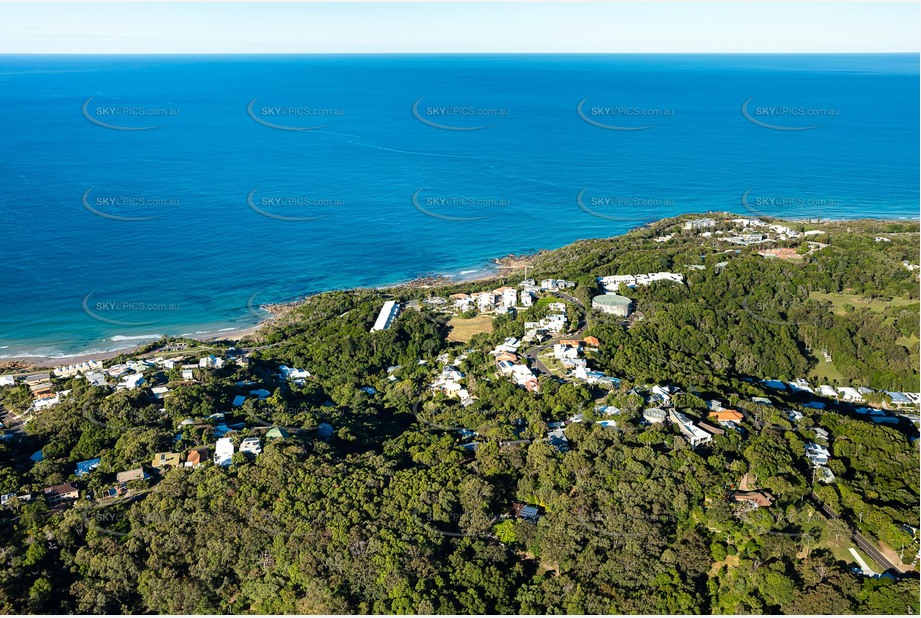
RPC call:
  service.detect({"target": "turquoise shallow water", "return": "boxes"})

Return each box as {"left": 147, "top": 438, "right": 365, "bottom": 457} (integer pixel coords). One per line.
{"left": 0, "top": 54, "right": 918, "bottom": 357}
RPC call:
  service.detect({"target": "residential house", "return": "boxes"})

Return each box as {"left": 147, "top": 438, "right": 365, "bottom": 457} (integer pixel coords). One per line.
{"left": 266, "top": 427, "right": 290, "bottom": 440}
{"left": 24, "top": 373, "right": 51, "bottom": 386}
{"left": 198, "top": 355, "right": 225, "bottom": 369}
{"left": 33, "top": 393, "right": 61, "bottom": 411}
{"left": 240, "top": 437, "right": 262, "bottom": 456}
{"left": 75, "top": 458, "right": 101, "bottom": 477}
{"left": 371, "top": 300, "right": 401, "bottom": 331}
{"left": 496, "top": 287, "right": 518, "bottom": 307}
{"left": 279, "top": 365, "right": 310, "bottom": 380}
{"left": 451, "top": 293, "right": 472, "bottom": 312}
{"left": 789, "top": 379, "right": 814, "bottom": 394}
{"left": 44, "top": 483, "right": 79, "bottom": 505}
{"left": 511, "top": 502, "right": 541, "bottom": 522}
{"left": 0, "top": 493, "right": 32, "bottom": 507}
{"left": 84, "top": 371, "right": 107, "bottom": 387}
{"left": 116, "top": 468, "right": 147, "bottom": 484}
{"left": 151, "top": 386, "right": 170, "bottom": 400}
{"left": 837, "top": 387, "right": 863, "bottom": 403}
{"left": 213, "top": 438, "right": 235, "bottom": 466}
{"left": 184, "top": 447, "right": 209, "bottom": 468}
{"left": 520, "top": 290, "right": 534, "bottom": 307}
{"left": 731, "top": 491, "right": 774, "bottom": 508}
{"left": 818, "top": 385, "right": 838, "bottom": 399}
{"left": 805, "top": 442, "right": 830, "bottom": 466}
{"left": 553, "top": 344, "right": 580, "bottom": 360}
{"left": 120, "top": 373, "right": 145, "bottom": 390}
{"left": 547, "top": 427, "right": 569, "bottom": 452}
{"left": 0, "top": 375, "right": 15, "bottom": 387}
{"left": 650, "top": 384, "right": 673, "bottom": 406}
{"left": 474, "top": 292, "right": 496, "bottom": 311}
{"left": 669, "top": 410, "right": 712, "bottom": 447}
{"left": 886, "top": 391, "right": 915, "bottom": 407}
{"left": 542, "top": 314, "right": 566, "bottom": 332}
{"left": 708, "top": 409, "right": 744, "bottom": 422}
{"left": 561, "top": 357, "right": 586, "bottom": 369}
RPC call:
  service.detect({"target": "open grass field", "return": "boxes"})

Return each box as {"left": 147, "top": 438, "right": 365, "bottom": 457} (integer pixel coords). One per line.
{"left": 809, "top": 356, "right": 846, "bottom": 383}
{"left": 446, "top": 315, "right": 494, "bottom": 342}
{"left": 810, "top": 291, "right": 917, "bottom": 316}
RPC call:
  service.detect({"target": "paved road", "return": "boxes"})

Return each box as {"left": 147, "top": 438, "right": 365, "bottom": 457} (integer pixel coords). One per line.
{"left": 809, "top": 491, "right": 900, "bottom": 574}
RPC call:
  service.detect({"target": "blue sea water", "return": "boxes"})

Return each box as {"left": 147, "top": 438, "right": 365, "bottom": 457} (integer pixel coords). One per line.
{"left": 0, "top": 54, "right": 918, "bottom": 357}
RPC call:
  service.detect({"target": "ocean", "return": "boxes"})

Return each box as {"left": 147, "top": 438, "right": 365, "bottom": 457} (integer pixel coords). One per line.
{"left": 0, "top": 54, "right": 918, "bottom": 358}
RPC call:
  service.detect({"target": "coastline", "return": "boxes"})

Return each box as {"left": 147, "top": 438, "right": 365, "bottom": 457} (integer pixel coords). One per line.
{"left": 0, "top": 252, "right": 538, "bottom": 373}
{"left": 13, "top": 210, "right": 909, "bottom": 373}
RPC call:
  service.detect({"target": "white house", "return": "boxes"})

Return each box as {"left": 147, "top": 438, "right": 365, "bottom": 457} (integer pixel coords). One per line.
{"left": 789, "top": 379, "right": 814, "bottom": 394}
{"left": 496, "top": 287, "right": 518, "bottom": 307}
{"left": 0, "top": 375, "right": 14, "bottom": 387}
{"left": 84, "top": 372, "right": 107, "bottom": 387}
{"left": 199, "top": 355, "right": 224, "bottom": 369}
{"left": 213, "top": 438, "right": 234, "bottom": 467}
{"left": 151, "top": 386, "right": 170, "bottom": 400}
{"left": 371, "top": 301, "right": 401, "bottom": 332}
{"left": 542, "top": 314, "right": 566, "bottom": 332}
{"left": 837, "top": 387, "right": 863, "bottom": 403}
{"left": 553, "top": 344, "right": 580, "bottom": 360}
{"left": 805, "top": 442, "right": 830, "bottom": 466}
{"left": 121, "top": 374, "right": 145, "bottom": 390}
{"left": 475, "top": 293, "right": 496, "bottom": 311}
{"left": 239, "top": 437, "right": 262, "bottom": 456}
{"left": 669, "top": 410, "right": 712, "bottom": 447}
{"left": 650, "top": 384, "right": 672, "bottom": 405}
{"left": 683, "top": 218, "right": 716, "bottom": 230}
{"left": 279, "top": 365, "right": 310, "bottom": 380}
{"left": 818, "top": 385, "right": 838, "bottom": 399}
{"left": 520, "top": 290, "right": 534, "bottom": 307}
{"left": 33, "top": 394, "right": 61, "bottom": 411}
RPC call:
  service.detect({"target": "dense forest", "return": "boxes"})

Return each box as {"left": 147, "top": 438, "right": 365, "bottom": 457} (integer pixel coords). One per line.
{"left": 0, "top": 214, "right": 918, "bottom": 613}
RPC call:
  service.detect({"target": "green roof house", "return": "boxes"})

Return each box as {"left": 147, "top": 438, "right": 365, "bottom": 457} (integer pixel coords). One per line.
{"left": 266, "top": 426, "right": 290, "bottom": 439}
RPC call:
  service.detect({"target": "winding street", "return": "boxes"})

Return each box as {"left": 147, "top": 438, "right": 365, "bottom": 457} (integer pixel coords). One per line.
{"left": 523, "top": 291, "right": 588, "bottom": 377}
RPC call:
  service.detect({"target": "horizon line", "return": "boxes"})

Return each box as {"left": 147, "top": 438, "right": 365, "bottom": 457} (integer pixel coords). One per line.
{"left": 2, "top": 51, "right": 918, "bottom": 55}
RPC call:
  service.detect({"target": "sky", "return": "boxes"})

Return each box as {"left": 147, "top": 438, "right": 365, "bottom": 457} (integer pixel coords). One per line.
{"left": 0, "top": 2, "right": 917, "bottom": 54}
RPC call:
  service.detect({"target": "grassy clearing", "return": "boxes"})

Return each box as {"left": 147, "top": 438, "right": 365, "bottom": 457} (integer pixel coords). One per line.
{"left": 809, "top": 357, "right": 846, "bottom": 383}
{"left": 536, "top": 351, "right": 565, "bottom": 378}
{"left": 810, "top": 291, "right": 916, "bottom": 316}
{"left": 896, "top": 334, "right": 919, "bottom": 351}
{"left": 446, "top": 315, "right": 494, "bottom": 343}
